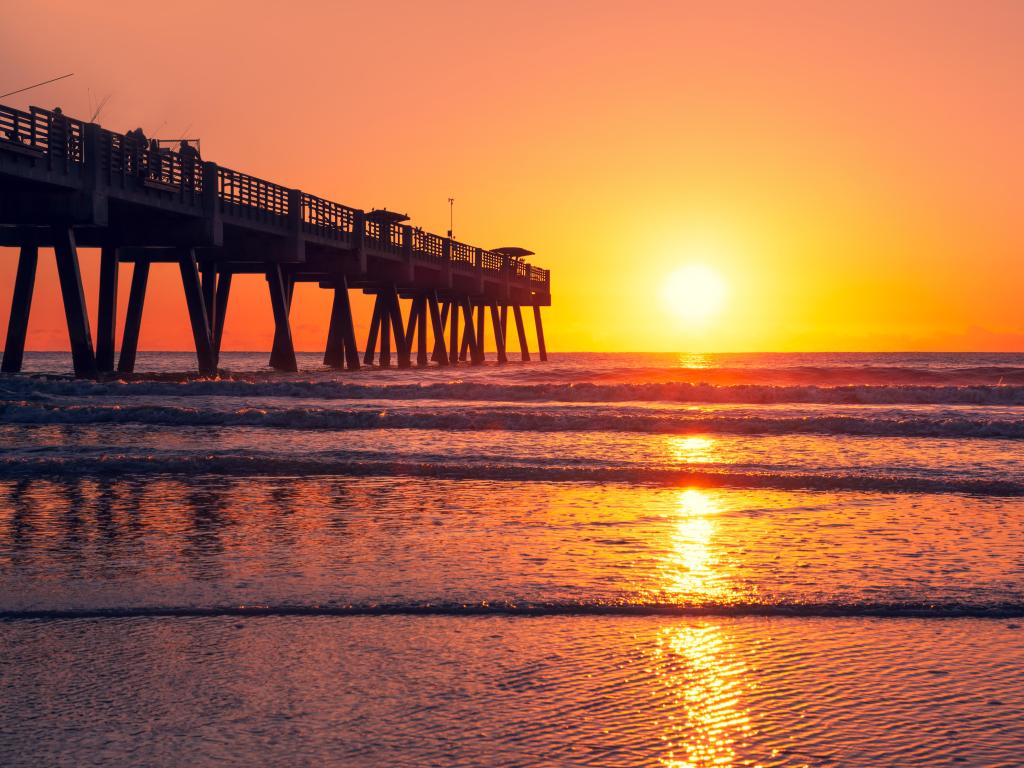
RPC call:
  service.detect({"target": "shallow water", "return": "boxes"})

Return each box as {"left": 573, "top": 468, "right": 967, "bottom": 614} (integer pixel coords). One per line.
{"left": 2, "top": 352, "right": 1023, "bottom": 765}
{"left": 3, "top": 616, "right": 1023, "bottom": 767}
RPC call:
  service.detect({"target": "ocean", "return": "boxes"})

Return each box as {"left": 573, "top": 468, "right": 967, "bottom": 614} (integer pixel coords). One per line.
{"left": 1, "top": 351, "right": 1023, "bottom": 766}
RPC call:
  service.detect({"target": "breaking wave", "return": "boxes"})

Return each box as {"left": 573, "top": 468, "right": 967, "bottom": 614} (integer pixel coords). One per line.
{"left": 1, "top": 453, "right": 1022, "bottom": 495}
{"left": 4, "top": 377, "right": 1024, "bottom": 405}
{"left": 3, "top": 600, "right": 1023, "bottom": 621}
{"left": 3, "top": 400, "right": 1024, "bottom": 438}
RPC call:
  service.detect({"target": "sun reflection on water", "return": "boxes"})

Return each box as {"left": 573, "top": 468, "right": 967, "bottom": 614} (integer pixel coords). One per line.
{"left": 676, "top": 352, "right": 712, "bottom": 369}
{"left": 658, "top": 488, "right": 730, "bottom": 603}
{"left": 649, "top": 623, "right": 757, "bottom": 768}
{"left": 668, "top": 436, "right": 717, "bottom": 464}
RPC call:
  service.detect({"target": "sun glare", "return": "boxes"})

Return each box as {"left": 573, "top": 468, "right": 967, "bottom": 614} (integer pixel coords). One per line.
{"left": 661, "top": 264, "right": 728, "bottom": 324}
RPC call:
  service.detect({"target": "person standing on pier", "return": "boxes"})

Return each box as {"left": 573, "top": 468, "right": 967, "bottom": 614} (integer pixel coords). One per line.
{"left": 179, "top": 139, "right": 200, "bottom": 189}
{"left": 47, "top": 107, "right": 68, "bottom": 157}
{"left": 126, "top": 128, "right": 147, "bottom": 176}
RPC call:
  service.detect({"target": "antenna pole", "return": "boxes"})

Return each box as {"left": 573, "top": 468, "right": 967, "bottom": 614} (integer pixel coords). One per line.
{"left": 448, "top": 197, "right": 455, "bottom": 239}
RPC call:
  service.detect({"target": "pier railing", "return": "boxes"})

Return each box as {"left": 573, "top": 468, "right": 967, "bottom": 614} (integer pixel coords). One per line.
{"left": 217, "top": 167, "right": 290, "bottom": 226}
{"left": 301, "top": 194, "right": 357, "bottom": 242}
{"left": 0, "top": 102, "right": 550, "bottom": 290}
{"left": 0, "top": 104, "right": 84, "bottom": 171}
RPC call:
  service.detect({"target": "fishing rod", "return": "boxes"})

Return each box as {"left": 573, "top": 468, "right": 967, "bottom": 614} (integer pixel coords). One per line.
{"left": 0, "top": 72, "right": 75, "bottom": 100}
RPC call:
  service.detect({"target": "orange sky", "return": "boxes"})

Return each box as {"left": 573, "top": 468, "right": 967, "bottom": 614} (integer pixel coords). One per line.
{"left": 2, "top": 1, "right": 1022, "bottom": 353}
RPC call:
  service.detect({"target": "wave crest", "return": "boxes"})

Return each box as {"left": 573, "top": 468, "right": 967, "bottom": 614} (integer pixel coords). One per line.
{"left": 4, "top": 378, "right": 1024, "bottom": 405}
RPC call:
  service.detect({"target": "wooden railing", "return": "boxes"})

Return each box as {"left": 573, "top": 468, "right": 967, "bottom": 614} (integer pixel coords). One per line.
{"left": 0, "top": 101, "right": 550, "bottom": 291}
{"left": 302, "top": 194, "right": 357, "bottom": 240}
{"left": 450, "top": 241, "right": 476, "bottom": 267}
{"left": 530, "top": 266, "right": 550, "bottom": 285}
{"left": 481, "top": 250, "right": 504, "bottom": 273}
{"left": 102, "top": 131, "right": 203, "bottom": 193}
{"left": 217, "top": 167, "right": 289, "bottom": 224}
{"left": 0, "top": 104, "right": 84, "bottom": 170}
{"left": 412, "top": 229, "right": 444, "bottom": 262}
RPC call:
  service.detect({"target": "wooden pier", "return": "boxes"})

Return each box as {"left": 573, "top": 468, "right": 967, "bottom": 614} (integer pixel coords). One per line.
{"left": 0, "top": 103, "right": 550, "bottom": 377}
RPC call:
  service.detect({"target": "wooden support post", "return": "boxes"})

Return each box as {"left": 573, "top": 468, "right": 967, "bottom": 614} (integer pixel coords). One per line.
{"left": 459, "top": 322, "right": 470, "bottom": 361}
{"left": 95, "top": 246, "right": 118, "bottom": 373}
{"left": 462, "top": 299, "right": 483, "bottom": 365}
{"left": 324, "top": 286, "right": 346, "bottom": 369}
{"left": 500, "top": 305, "right": 508, "bottom": 343}
{"left": 266, "top": 265, "right": 297, "bottom": 372}
{"left": 1, "top": 246, "right": 39, "bottom": 374}
{"left": 378, "top": 299, "right": 391, "bottom": 368}
{"left": 178, "top": 249, "right": 217, "bottom": 375}
{"left": 448, "top": 300, "right": 459, "bottom": 366}
{"left": 52, "top": 227, "right": 97, "bottom": 379}
{"left": 404, "top": 295, "right": 418, "bottom": 347}
{"left": 364, "top": 295, "right": 382, "bottom": 366}
{"left": 269, "top": 274, "right": 294, "bottom": 370}
{"left": 213, "top": 270, "right": 232, "bottom": 359}
{"left": 386, "top": 287, "right": 410, "bottom": 368}
{"left": 513, "top": 304, "right": 531, "bottom": 362}
{"left": 118, "top": 260, "right": 150, "bottom": 374}
{"left": 534, "top": 305, "right": 548, "bottom": 362}
{"left": 340, "top": 281, "right": 360, "bottom": 371}
{"left": 476, "top": 304, "right": 485, "bottom": 359}
{"left": 428, "top": 294, "right": 449, "bottom": 366}
{"left": 490, "top": 302, "right": 508, "bottom": 364}
{"left": 432, "top": 301, "right": 450, "bottom": 362}
{"left": 416, "top": 297, "right": 428, "bottom": 366}
{"left": 201, "top": 261, "right": 216, "bottom": 334}
{"left": 324, "top": 278, "right": 360, "bottom": 370}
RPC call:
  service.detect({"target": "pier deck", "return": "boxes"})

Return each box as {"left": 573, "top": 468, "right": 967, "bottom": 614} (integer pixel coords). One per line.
{"left": 0, "top": 103, "right": 550, "bottom": 377}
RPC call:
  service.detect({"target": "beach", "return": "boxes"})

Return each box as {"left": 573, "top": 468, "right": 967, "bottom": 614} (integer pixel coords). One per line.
{"left": 2, "top": 351, "right": 1023, "bottom": 765}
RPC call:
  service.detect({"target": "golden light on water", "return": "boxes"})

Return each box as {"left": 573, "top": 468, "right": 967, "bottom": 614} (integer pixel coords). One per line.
{"left": 668, "top": 436, "right": 717, "bottom": 464}
{"left": 651, "top": 624, "right": 756, "bottom": 768}
{"left": 676, "top": 353, "right": 713, "bottom": 369}
{"left": 659, "top": 489, "right": 724, "bottom": 602}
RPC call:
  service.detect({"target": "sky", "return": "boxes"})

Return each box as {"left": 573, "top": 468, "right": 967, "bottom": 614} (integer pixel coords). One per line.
{"left": 1, "top": 0, "right": 1022, "bottom": 353}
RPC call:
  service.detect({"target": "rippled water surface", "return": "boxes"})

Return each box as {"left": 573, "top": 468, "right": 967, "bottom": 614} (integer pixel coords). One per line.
{"left": 2, "top": 352, "right": 1023, "bottom": 765}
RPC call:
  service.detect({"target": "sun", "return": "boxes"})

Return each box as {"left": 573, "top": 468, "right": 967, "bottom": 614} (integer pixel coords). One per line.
{"left": 661, "top": 263, "right": 729, "bottom": 324}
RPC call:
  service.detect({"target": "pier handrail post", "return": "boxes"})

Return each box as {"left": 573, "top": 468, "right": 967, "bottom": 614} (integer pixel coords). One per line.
{"left": 286, "top": 188, "right": 305, "bottom": 262}
{"left": 402, "top": 224, "right": 414, "bottom": 281}
{"left": 201, "top": 162, "right": 223, "bottom": 246}
{"left": 81, "top": 122, "right": 109, "bottom": 226}
{"left": 441, "top": 237, "right": 453, "bottom": 288}
{"left": 475, "top": 247, "right": 484, "bottom": 294}
{"left": 353, "top": 210, "right": 367, "bottom": 274}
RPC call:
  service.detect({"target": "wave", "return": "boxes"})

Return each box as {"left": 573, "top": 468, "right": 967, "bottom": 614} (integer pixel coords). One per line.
{"left": 2, "top": 601, "right": 1023, "bottom": 621}
{"left": 536, "top": 364, "right": 1024, "bottom": 387}
{"left": 4, "top": 401, "right": 1024, "bottom": 438}
{"left": 4, "top": 378, "right": 1024, "bottom": 405}
{"left": 1, "top": 454, "right": 1022, "bottom": 495}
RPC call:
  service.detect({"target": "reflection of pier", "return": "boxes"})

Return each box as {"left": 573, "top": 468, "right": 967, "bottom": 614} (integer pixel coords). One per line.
{"left": 0, "top": 103, "right": 550, "bottom": 377}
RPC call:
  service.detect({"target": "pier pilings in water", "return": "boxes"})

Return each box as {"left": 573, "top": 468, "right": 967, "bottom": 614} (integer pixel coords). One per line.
{"left": 0, "top": 101, "right": 551, "bottom": 377}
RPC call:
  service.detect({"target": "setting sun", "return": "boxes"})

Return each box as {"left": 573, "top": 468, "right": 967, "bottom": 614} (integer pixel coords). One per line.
{"left": 661, "top": 264, "right": 729, "bottom": 325}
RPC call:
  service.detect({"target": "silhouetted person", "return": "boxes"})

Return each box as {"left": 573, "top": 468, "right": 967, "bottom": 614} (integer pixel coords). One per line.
{"left": 127, "top": 128, "right": 147, "bottom": 176}
{"left": 179, "top": 140, "right": 199, "bottom": 188}
{"left": 148, "top": 138, "right": 162, "bottom": 181}
{"left": 48, "top": 107, "right": 68, "bottom": 158}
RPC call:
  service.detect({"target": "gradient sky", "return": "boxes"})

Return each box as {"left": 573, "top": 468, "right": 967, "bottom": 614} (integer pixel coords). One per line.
{"left": 2, "top": 1, "right": 1022, "bottom": 352}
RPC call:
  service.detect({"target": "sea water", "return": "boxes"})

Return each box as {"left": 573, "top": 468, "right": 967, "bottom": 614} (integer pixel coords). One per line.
{"left": 1, "top": 352, "right": 1023, "bottom": 766}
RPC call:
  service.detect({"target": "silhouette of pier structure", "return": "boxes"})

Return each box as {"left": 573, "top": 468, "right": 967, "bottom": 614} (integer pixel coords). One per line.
{"left": 0, "top": 103, "right": 550, "bottom": 378}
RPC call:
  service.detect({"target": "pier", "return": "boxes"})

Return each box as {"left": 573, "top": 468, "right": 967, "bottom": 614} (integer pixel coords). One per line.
{"left": 0, "top": 103, "right": 550, "bottom": 378}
